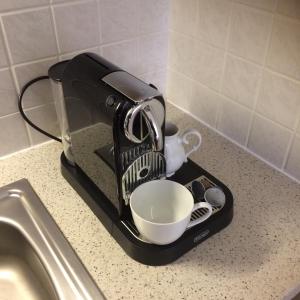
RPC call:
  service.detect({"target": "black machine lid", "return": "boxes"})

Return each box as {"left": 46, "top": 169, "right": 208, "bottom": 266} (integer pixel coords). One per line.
{"left": 48, "top": 60, "right": 70, "bottom": 83}
{"left": 102, "top": 71, "right": 162, "bottom": 104}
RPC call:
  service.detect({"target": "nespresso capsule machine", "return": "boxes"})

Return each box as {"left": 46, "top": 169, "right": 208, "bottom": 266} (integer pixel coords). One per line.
{"left": 49, "top": 53, "right": 233, "bottom": 265}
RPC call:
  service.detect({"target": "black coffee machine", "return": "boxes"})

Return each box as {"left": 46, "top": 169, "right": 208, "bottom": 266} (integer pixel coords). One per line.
{"left": 49, "top": 53, "right": 233, "bottom": 265}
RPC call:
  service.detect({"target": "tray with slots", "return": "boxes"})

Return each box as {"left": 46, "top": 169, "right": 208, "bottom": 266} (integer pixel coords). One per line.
{"left": 122, "top": 175, "right": 226, "bottom": 243}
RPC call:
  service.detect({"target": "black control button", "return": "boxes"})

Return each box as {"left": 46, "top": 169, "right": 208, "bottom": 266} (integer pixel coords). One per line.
{"left": 106, "top": 95, "right": 116, "bottom": 107}
{"left": 139, "top": 168, "right": 149, "bottom": 178}
{"left": 191, "top": 180, "right": 205, "bottom": 203}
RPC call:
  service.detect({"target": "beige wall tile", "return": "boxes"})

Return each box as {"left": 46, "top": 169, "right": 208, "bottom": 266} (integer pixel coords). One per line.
{"left": 0, "top": 0, "right": 48, "bottom": 12}
{"left": 0, "top": 70, "right": 18, "bottom": 117}
{"left": 285, "top": 135, "right": 300, "bottom": 180}
{"left": 0, "top": 113, "right": 29, "bottom": 156}
{"left": 277, "top": 0, "right": 300, "bottom": 20}
{"left": 102, "top": 39, "right": 138, "bottom": 75}
{"left": 0, "top": 30, "right": 8, "bottom": 68}
{"left": 233, "top": 0, "right": 277, "bottom": 11}
{"left": 169, "top": 32, "right": 224, "bottom": 91}
{"left": 168, "top": 32, "right": 194, "bottom": 77}
{"left": 196, "top": 0, "right": 232, "bottom": 48}
{"left": 170, "top": 0, "right": 197, "bottom": 36}
{"left": 139, "top": 0, "right": 169, "bottom": 35}
{"left": 3, "top": 8, "right": 57, "bottom": 64}
{"left": 190, "top": 40, "right": 225, "bottom": 91}
{"left": 189, "top": 81, "right": 222, "bottom": 127}
{"left": 0, "top": 0, "right": 169, "bottom": 156}
{"left": 218, "top": 99, "right": 252, "bottom": 145}
{"left": 248, "top": 115, "right": 292, "bottom": 167}
{"left": 266, "top": 16, "right": 300, "bottom": 81}
{"left": 59, "top": 47, "right": 100, "bottom": 61}
{"left": 14, "top": 58, "right": 57, "bottom": 109}
{"left": 25, "top": 103, "right": 59, "bottom": 145}
{"left": 228, "top": 4, "right": 272, "bottom": 63}
{"left": 221, "top": 54, "right": 261, "bottom": 108}
{"left": 138, "top": 33, "right": 168, "bottom": 75}
{"left": 140, "top": 69, "right": 167, "bottom": 95}
{"left": 166, "top": 70, "right": 193, "bottom": 108}
{"left": 54, "top": 1, "right": 99, "bottom": 53}
{"left": 100, "top": 0, "right": 138, "bottom": 44}
{"left": 256, "top": 70, "right": 300, "bottom": 130}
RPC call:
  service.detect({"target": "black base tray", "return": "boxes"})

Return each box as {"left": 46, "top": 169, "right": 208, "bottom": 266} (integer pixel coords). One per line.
{"left": 61, "top": 153, "right": 233, "bottom": 266}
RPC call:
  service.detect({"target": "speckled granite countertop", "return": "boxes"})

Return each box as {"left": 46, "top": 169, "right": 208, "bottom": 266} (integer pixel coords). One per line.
{"left": 0, "top": 105, "right": 299, "bottom": 300}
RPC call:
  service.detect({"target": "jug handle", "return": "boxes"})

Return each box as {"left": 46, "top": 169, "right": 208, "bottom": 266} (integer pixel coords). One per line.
{"left": 181, "top": 129, "right": 202, "bottom": 161}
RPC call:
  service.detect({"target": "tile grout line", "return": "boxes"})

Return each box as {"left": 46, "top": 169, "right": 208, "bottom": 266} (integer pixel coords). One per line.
{"left": 7, "top": 30, "right": 168, "bottom": 70}
{"left": 0, "top": 4, "right": 50, "bottom": 16}
{"left": 265, "top": 65, "right": 300, "bottom": 85}
{"left": 0, "top": 15, "right": 33, "bottom": 145}
{"left": 49, "top": 3, "right": 61, "bottom": 55}
{"left": 170, "top": 28, "right": 300, "bottom": 86}
{"left": 0, "top": 0, "right": 170, "bottom": 156}
{"left": 51, "top": 0, "right": 93, "bottom": 9}
{"left": 1, "top": 29, "right": 168, "bottom": 70}
{"left": 0, "top": 0, "right": 92, "bottom": 17}
{"left": 243, "top": 68, "right": 263, "bottom": 147}
{"left": 0, "top": 139, "right": 55, "bottom": 160}
{"left": 233, "top": 0, "right": 278, "bottom": 14}
{"left": 168, "top": 98, "right": 300, "bottom": 185}
{"left": 244, "top": 9, "right": 276, "bottom": 148}
{"left": 162, "top": 6, "right": 170, "bottom": 81}
{"left": 96, "top": 0, "right": 103, "bottom": 46}
{"left": 169, "top": 28, "right": 227, "bottom": 55}
{"left": 135, "top": 0, "right": 142, "bottom": 73}
{"left": 168, "top": 64, "right": 300, "bottom": 137}
{"left": 0, "top": 18, "right": 14, "bottom": 70}
{"left": 0, "top": 0, "right": 298, "bottom": 22}
{"left": 13, "top": 55, "right": 58, "bottom": 69}
{"left": 215, "top": 0, "right": 234, "bottom": 131}
{"left": 0, "top": 101, "right": 57, "bottom": 120}
{"left": 260, "top": 1, "right": 296, "bottom": 172}
{"left": 281, "top": 117, "right": 300, "bottom": 170}
{"left": 169, "top": 66, "right": 295, "bottom": 134}
{"left": 0, "top": 66, "right": 9, "bottom": 72}
{"left": 58, "top": 46, "right": 100, "bottom": 61}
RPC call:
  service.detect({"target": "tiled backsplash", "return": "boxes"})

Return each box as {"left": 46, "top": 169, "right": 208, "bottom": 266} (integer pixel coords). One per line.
{"left": 0, "top": 0, "right": 169, "bottom": 157}
{"left": 167, "top": 0, "right": 300, "bottom": 182}
{"left": 1, "top": 0, "right": 300, "bottom": 183}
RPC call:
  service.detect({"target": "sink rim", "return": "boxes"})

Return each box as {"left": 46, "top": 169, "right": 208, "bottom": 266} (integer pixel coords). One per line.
{"left": 0, "top": 178, "right": 105, "bottom": 300}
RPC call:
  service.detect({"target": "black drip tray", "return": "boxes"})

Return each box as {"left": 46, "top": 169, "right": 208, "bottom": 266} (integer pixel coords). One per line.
{"left": 61, "top": 153, "right": 234, "bottom": 266}
{"left": 121, "top": 174, "right": 226, "bottom": 244}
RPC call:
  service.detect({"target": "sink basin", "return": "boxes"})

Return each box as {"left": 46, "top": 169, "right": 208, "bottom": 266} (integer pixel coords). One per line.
{"left": 0, "top": 179, "right": 105, "bottom": 300}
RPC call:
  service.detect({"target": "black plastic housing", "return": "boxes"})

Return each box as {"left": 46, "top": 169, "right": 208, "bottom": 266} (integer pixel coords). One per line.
{"left": 55, "top": 53, "right": 166, "bottom": 217}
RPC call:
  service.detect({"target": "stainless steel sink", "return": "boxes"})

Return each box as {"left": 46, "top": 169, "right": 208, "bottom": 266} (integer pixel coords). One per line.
{"left": 0, "top": 179, "right": 105, "bottom": 300}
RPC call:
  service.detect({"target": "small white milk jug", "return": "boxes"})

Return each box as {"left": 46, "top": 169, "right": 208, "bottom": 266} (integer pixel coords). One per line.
{"left": 165, "top": 122, "right": 202, "bottom": 177}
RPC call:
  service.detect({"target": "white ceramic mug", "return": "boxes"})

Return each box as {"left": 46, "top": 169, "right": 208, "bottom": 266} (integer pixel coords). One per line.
{"left": 130, "top": 180, "right": 213, "bottom": 245}
{"left": 165, "top": 122, "right": 202, "bottom": 177}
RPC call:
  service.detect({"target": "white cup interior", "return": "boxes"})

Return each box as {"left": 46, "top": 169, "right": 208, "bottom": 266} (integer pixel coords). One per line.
{"left": 165, "top": 122, "right": 178, "bottom": 137}
{"left": 130, "top": 180, "right": 193, "bottom": 224}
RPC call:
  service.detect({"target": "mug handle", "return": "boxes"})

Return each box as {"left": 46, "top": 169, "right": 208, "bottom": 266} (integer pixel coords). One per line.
{"left": 186, "top": 202, "right": 212, "bottom": 229}
{"left": 181, "top": 129, "right": 202, "bottom": 161}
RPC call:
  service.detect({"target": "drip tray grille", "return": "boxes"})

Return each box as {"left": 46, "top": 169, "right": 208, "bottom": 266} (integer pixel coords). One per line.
{"left": 122, "top": 175, "right": 225, "bottom": 244}
{"left": 191, "top": 206, "right": 220, "bottom": 221}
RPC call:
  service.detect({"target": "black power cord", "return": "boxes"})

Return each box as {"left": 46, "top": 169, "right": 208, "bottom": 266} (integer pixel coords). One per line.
{"left": 18, "top": 75, "right": 62, "bottom": 143}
